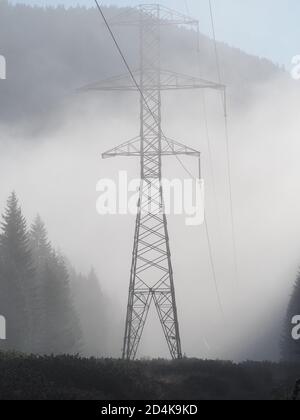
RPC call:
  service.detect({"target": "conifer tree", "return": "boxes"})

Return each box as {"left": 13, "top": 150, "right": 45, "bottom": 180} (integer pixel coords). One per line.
{"left": 0, "top": 192, "right": 34, "bottom": 352}
{"left": 29, "top": 215, "right": 52, "bottom": 353}
{"left": 30, "top": 215, "right": 52, "bottom": 263}
{"left": 0, "top": 197, "right": 82, "bottom": 355}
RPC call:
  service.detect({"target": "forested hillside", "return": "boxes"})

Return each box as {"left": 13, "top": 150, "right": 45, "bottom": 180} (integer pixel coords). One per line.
{"left": 0, "top": 1, "right": 286, "bottom": 130}
{"left": 0, "top": 192, "right": 111, "bottom": 357}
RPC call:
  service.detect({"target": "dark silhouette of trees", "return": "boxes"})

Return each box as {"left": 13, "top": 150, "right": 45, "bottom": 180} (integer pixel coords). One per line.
{"left": 0, "top": 193, "right": 82, "bottom": 355}
{"left": 0, "top": 192, "right": 34, "bottom": 352}
{"left": 29, "top": 214, "right": 82, "bottom": 355}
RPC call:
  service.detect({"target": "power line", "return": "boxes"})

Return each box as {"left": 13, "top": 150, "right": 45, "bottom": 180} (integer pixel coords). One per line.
{"left": 208, "top": 0, "right": 239, "bottom": 286}
{"left": 201, "top": 91, "right": 221, "bottom": 222}
{"left": 193, "top": 21, "right": 225, "bottom": 317}
{"left": 94, "top": 0, "right": 190, "bottom": 165}
{"left": 174, "top": 160, "right": 226, "bottom": 317}
{"left": 94, "top": 0, "right": 152, "bottom": 119}
{"left": 173, "top": 143, "right": 225, "bottom": 318}
{"left": 208, "top": 0, "right": 222, "bottom": 87}
{"left": 184, "top": 0, "right": 190, "bottom": 16}
{"left": 195, "top": 21, "right": 221, "bottom": 236}
{"left": 93, "top": 0, "right": 226, "bottom": 317}
{"left": 205, "top": 217, "right": 225, "bottom": 318}
{"left": 94, "top": 0, "right": 200, "bottom": 186}
{"left": 173, "top": 132, "right": 225, "bottom": 317}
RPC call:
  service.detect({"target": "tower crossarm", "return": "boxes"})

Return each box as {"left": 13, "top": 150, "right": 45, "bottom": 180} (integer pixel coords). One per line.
{"left": 107, "top": 4, "right": 199, "bottom": 28}
{"left": 80, "top": 69, "right": 225, "bottom": 92}
{"left": 102, "top": 136, "right": 200, "bottom": 159}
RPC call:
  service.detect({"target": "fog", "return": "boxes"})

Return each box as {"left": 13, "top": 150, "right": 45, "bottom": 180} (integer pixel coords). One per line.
{"left": 1, "top": 2, "right": 300, "bottom": 361}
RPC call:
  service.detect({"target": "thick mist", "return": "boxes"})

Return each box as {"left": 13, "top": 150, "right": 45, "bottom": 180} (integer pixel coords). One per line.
{"left": 0, "top": 3, "right": 299, "bottom": 361}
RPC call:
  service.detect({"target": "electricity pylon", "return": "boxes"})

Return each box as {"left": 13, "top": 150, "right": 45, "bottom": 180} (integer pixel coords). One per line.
{"left": 84, "top": 4, "right": 225, "bottom": 360}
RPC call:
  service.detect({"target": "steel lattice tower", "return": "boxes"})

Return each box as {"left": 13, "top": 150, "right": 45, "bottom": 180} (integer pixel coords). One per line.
{"left": 84, "top": 4, "right": 224, "bottom": 360}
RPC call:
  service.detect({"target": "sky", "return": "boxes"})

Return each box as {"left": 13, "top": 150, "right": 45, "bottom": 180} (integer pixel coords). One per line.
{"left": 8, "top": 0, "right": 300, "bottom": 68}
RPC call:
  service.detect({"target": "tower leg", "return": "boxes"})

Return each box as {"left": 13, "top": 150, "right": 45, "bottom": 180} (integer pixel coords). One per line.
{"left": 122, "top": 181, "right": 182, "bottom": 360}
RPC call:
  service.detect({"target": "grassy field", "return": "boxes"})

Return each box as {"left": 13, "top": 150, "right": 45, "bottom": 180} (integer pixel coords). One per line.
{"left": 0, "top": 353, "right": 299, "bottom": 400}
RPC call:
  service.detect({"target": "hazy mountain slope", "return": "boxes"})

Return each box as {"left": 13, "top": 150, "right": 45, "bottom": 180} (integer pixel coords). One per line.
{"left": 0, "top": 2, "right": 286, "bottom": 130}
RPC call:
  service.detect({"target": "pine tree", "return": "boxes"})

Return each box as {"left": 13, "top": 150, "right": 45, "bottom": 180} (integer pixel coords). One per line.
{"left": 282, "top": 272, "right": 300, "bottom": 362}
{"left": 29, "top": 215, "right": 52, "bottom": 353}
{"left": 1, "top": 192, "right": 33, "bottom": 276}
{"left": 0, "top": 192, "right": 34, "bottom": 352}
{"left": 30, "top": 215, "right": 52, "bottom": 263}
{"left": 0, "top": 197, "right": 82, "bottom": 355}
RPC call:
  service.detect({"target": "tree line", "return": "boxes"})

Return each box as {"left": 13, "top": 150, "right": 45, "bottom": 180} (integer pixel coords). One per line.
{"left": 0, "top": 192, "right": 108, "bottom": 356}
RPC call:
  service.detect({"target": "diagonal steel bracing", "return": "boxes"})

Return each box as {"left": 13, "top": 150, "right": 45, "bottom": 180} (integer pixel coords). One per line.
{"left": 85, "top": 4, "right": 225, "bottom": 360}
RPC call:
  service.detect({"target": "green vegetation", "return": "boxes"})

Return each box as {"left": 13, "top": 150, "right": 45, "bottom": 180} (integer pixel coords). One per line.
{"left": 0, "top": 354, "right": 299, "bottom": 400}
